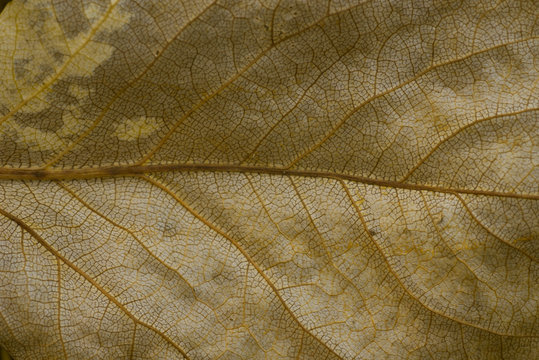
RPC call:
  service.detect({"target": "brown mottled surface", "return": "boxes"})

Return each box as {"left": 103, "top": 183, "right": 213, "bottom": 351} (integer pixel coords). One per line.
{"left": 0, "top": 0, "right": 537, "bottom": 359}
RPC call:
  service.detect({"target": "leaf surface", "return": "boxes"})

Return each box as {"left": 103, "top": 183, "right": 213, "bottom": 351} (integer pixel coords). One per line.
{"left": 0, "top": 0, "right": 537, "bottom": 359}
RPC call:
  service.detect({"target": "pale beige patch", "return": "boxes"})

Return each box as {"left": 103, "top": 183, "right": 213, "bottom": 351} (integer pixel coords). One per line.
{"left": 3, "top": 101, "right": 87, "bottom": 152}
{"left": 0, "top": 0, "right": 131, "bottom": 109}
{"left": 2, "top": 85, "right": 89, "bottom": 152}
{"left": 114, "top": 117, "right": 163, "bottom": 141}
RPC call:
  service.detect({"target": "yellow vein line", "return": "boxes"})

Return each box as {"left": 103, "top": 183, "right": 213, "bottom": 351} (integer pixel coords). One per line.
{"left": 56, "top": 259, "right": 68, "bottom": 360}
{"left": 0, "top": 347, "right": 12, "bottom": 360}
{"left": 287, "top": 176, "right": 376, "bottom": 333}
{"left": 128, "top": 323, "right": 137, "bottom": 360}
{"left": 239, "top": 36, "right": 358, "bottom": 164}
{"left": 0, "top": 1, "right": 120, "bottom": 127}
{"left": 338, "top": 180, "right": 536, "bottom": 338}
{"left": 41, "top": 0, "right": 219, "bottom": 168}
{"left": 400, "top": 107, "right": 539, "bottom": 181}
{"left": 452, "top": 193, "right": 537, "bottom": 262}
{"left": 40, "top": 1, "right": 361, "bottom": 168}
{"left": 140, "top": 174, "right": 345, "bottom": 359}
{"left": 295, "top": 332, "right": 304, "bottom": 360}
{"left": 56, "top": 181, "right": 201, "bottom": 300}
{"left": 135, "top": 3, "right": 372, "bottom": 166}
{"left": 248, "top": 171, "right": 376, "bottom": 334}
{"left": 285, "top": 37, "right": 538, "bottom": 168}
{"left": 419, "top": 191, "right": 505, "bottom": 319}
{"left": 0, "top": 164, "right": 537, "bottom": 200}
{"left": 134, "top": 45, "right": 282, "bottom": 165}
{"left": 0, "top": 205, "right": 191, "bottom": 359}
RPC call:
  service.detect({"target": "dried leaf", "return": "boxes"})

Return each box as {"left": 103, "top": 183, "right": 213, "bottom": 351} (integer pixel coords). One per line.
{"left": 0, "top": 0, "right": 537, "bottom": 359}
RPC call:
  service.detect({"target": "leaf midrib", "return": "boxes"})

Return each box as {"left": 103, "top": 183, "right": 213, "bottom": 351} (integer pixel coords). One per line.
{"left": 0, "top": 163, "right": 536, "bottom": 200}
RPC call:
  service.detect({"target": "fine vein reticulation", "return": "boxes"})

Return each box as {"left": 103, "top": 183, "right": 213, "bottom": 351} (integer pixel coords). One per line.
{"left": 0, "top": 0, "right": 537, "bottom": 359}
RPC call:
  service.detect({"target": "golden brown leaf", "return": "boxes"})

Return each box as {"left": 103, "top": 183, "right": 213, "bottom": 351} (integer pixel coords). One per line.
{"left": 0, "top": 0, "right": 537, "bottom": 359}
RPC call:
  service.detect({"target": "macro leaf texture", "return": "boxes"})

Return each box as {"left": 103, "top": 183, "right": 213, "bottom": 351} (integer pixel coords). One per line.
{"left": 0, "top": 0, "right": 538, "bottom": 359}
